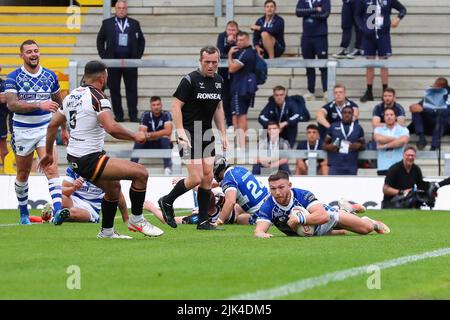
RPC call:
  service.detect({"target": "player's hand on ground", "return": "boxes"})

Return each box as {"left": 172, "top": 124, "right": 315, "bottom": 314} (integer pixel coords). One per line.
{"left": 38, "top": 154, "right": 53, "bottom": 172}
{"left": 134, "top": 131, "right": 147, "bottom": 144}
{"left": 39, "top": 100, "right": 59, "bottom": 113}
{"left": 254, "top": 232, "right": 273, "bottom": 239}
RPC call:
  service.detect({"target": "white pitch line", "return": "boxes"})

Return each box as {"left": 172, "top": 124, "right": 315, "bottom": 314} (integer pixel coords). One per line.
{"left": 227, "top": 247, "right": 450, "bottom": 300}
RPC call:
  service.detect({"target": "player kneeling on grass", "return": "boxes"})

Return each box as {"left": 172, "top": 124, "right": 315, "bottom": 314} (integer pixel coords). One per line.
{"left": 253, "top": 170, "right": 390, "bottom": 238}
{"left": 41, "top": 166, "right": 129, "bottom": 224}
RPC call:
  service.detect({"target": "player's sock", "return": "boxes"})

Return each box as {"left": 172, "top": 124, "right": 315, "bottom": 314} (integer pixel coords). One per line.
{"left": 101, "top": 197, "right": 118, "bottom": 229}
{"left": 197, "top": 188, "right": 211, "bottom": 223}
{"left": 129, "top": 185, "right": 146, "bottom": 217}
{"left": 164, "top": 178, "right": 189, "bottom": 205}
{"left": 15, "top": 180, "right": 29, "bottom": 217}
{"left": 48, "top": 177, "right": 62, "bottom": 213}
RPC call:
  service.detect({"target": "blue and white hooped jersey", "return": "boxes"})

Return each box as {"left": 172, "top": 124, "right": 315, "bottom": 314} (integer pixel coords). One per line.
{"left": 4, "top": 66, "right": 60, "bottom": 129}
{"left": 65, "top": 167, "right": 104, "bottom": 214}
{"left": 220, "top": 166, "right": 269, "bottom": 214}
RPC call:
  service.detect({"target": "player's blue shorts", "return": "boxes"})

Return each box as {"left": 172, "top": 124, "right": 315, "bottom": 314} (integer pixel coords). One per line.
{"left": 314, "top": 205, "right": 340, "bottom": 236}
{"left": 363, "top": 33, "right": 392, "bottom": 57}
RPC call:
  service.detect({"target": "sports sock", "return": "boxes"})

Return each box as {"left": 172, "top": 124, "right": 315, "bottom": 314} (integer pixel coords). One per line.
{"left": 197, "top": 188, "right": 211, "bottom": 224}
{"left": 15, "top": 180, "right": 29, "bottom": 217}
{"left": 101, "top": 197, "right": 118, "bottom": 229}
{"left": 129, "top": 185, "right": 146, "bottom": 216}
{"left": 48, "top": 177, "right": 62, "bottom": 213}
{"left": 164, "top": 178, "right": 189, "bottom": 205}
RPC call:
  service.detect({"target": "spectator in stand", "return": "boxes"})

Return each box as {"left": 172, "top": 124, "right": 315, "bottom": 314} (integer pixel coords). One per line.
{"left": 253, "top": 122, "right": 291, "bottom": 175}
{"left": 131, "top": 96, "right": 173, "bottom": 175}
{"left": 217, "top": 20, "right": 239, "bottom": 129}
{"left": 316, "top": 84, "right": 359, "bottom": 140}
{"left": 333, "top": 0, "right": 363, "bottom": 59}
{"left": 373, "top": 107, "right": 409, "bottom": 175}
{"left": 0, "top": 65, "right": 13, "bottom": 165}
{"left": 251, "top": 0, "right": 285, "bottom": 59}
{"left": 372, "top": 87, "right": 406, "bottom": 128}
{"left": 228, "top": 31, "right": 257, "bottom": 149}
{"left": 295, "top": 124, "right": 328, "bottom": 175}
{"left": 295, "top": 0, "right": 331, "bottom": 101}
{"left": 409, "top": 77, "right": 450, "bottom": 151}
{"left": 96, "top": 0, "right": 145, "bottom": 122}
{"left": 323, "top": 105, "right": 365, "bottom": 175}
{"left": 258, "top": 85, "right": 310, "bottom": 148}
{"left": 355, "top": 0, "right": 407, "bottom": 102}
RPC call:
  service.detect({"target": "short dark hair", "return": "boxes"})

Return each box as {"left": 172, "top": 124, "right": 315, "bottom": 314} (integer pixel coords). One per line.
{"left": 150, "top": 96, "right": 161, "bottom": 103}
{"left": 306, "top": 124, "right": 319, "bottom": 131}
{"left": 84, "top": 60, "right": 107, "bottom": 77}
{"left": 268, "top": 170, "right": 290, "bottom": 182}
{"left": 237, "top": 31, "right": 249, "bottom": 38}
{"left": 226, "top": 20, "right": 239, "bottom": 29}
{"left": 267, "top": 121, "right": 280, "bottom": 127}
{"left": 200, "top": 46, "right": 220, "bottom": 60}
{"left": 264, "top": 0, "right": 276, "bottom": 7}
{"left": 404, "top": 145, "right": 417, "bottom": 154}
{"left": 273, "top": 85, "right": 286, "bottom": 93}
{"left": 383, "top": 87, "right": 396, "bottom": 96}
{"left": 435, "top": 77, "right": 449, "bottom": 88}
{"left": 20, "top": 40, "right": 38, "bottom": 52}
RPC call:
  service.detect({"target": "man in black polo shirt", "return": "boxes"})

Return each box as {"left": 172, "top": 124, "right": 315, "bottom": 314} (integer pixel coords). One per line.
{"left": 158, "top": 46, "right": 227, "bottom": 230}
{"left": 382, "top": 146, "right": 429, "bottom": 208}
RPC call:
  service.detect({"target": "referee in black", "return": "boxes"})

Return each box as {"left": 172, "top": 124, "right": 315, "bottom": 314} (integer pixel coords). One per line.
{"left": 158, "top": 46, "right": 228, "bottom": 230}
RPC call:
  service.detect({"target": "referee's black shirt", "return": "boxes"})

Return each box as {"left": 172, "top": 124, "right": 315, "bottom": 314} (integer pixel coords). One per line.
{"left": 173, "top": 69, "right": 223, "bottom": 132}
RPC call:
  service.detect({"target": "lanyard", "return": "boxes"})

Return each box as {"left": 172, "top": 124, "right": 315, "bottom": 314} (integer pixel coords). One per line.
{"left": 334, "top": 100, "right": 350, "bottom": 119}
{"left": 115, "top": 17, "right": 128, "bottom": 33}
{"left": 264, "top": 18, "right": 273, "bottom": 28}
{"left": 307, "top": 140, "right": 319, "bottom": 151}
{"left": 307, "top": 0, "right": 315, "bottom": 9}
{"left": 278, "top": 102, "right": 286, "bottom": 123}
{"left": 340, "top": 122, "right": 354, "bottom": 140}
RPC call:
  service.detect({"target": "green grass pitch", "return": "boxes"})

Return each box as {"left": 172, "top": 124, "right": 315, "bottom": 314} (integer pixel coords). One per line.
{"left": 0, "top": 209, "right": 449, "bottom": 299}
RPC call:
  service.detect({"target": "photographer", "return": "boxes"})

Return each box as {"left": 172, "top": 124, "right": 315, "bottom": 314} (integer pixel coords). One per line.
{"left": 382, "top": 146, "right": 433, "bottom": 209}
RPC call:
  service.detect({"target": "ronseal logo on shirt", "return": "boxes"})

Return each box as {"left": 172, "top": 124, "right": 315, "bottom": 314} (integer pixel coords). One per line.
{"left": 196, "top": 93, "right": 221, "bottom": 100}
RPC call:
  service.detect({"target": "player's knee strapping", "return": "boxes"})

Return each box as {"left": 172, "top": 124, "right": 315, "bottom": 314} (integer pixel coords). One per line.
{"left": 130, "top": 185, "right": 146, "bottom": 216}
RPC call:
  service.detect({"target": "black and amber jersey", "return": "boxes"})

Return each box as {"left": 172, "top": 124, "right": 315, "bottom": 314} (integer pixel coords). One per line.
{"left": 173, "top": 69, "right": 223, "bottom": 132}
{"left": 60, "top": 85, "right": 112, "bottom": 157}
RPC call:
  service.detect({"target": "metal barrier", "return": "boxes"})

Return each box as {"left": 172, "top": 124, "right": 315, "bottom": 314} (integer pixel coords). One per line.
{"left": 68, "top": 58, "right": 450, "bottom": 102}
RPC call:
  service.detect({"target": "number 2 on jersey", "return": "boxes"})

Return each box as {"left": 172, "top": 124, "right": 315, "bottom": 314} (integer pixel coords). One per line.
{"left": 246, "top": 180, "right": 263, "bottom": 199}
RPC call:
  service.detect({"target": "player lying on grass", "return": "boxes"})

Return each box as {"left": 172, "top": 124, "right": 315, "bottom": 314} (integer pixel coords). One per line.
{"left": 41, "top": 166, "right": 129, "bottom": 224}
{"left": 144, "top": 178, "right": 253, "bottom": 225}
{"left": 254, "top": 170, "right": 390, "bottom": 238}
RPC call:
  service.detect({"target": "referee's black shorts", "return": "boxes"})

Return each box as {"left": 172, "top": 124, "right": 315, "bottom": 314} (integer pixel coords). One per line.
{"left": 178, "top": 129, "right": 215, "bottom": 160}
{"left": 67, "top": 151, "right": 110, "bottom": 183}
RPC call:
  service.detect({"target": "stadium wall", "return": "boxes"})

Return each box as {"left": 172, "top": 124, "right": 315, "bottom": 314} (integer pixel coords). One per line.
{"left": 0, "top": 176, "right": 446, "bottom": 210}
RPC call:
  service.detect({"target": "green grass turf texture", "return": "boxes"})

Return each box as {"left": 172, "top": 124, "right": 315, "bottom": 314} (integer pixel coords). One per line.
{"left": 0, "top": 209, "right": 449, "bottom": 299}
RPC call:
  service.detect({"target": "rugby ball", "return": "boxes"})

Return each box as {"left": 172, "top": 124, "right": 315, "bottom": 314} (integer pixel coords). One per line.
{"left": 291, "top": 206, "right": 315, "bottom": 237}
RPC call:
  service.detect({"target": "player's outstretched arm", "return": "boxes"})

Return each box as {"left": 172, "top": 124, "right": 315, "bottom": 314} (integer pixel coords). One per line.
{"left": 98, "top": 110, "right": 145, "bottom": 143}
{"left": 254, "top": 221, "right": 273, "bottom": 238}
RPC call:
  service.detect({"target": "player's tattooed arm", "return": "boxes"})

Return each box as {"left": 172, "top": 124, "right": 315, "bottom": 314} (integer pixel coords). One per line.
{"left": 6, "top": 92, "right": 59, "bottom": 113}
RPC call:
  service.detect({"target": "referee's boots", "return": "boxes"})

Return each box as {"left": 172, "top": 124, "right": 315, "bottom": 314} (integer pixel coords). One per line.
{"left": 197, "top": 220, "right": 224, "bottom": 231}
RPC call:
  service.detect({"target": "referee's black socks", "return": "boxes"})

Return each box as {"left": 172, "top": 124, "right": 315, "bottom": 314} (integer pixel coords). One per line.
{"left": 165, "top": 178, "right": 189, "bottom": 205}
{"left": 130, "top": 185, "right": 146, "bottom": 216}
{"left": 101, "top": 197, "right": 118, "bottom": 229}
{"left": 197, "top": 188, "right": 211, "bottom": 224}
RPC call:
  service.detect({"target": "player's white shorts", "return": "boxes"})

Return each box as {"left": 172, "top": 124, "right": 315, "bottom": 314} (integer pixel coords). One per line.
{"left": 314, "top": 205, "right": 340, "bottom": 236}
{"left": 11, "top": 126, "right": 47, "bottom": 157}
{"left": 71, "top": 195, "right": 100, "bottom": 223}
